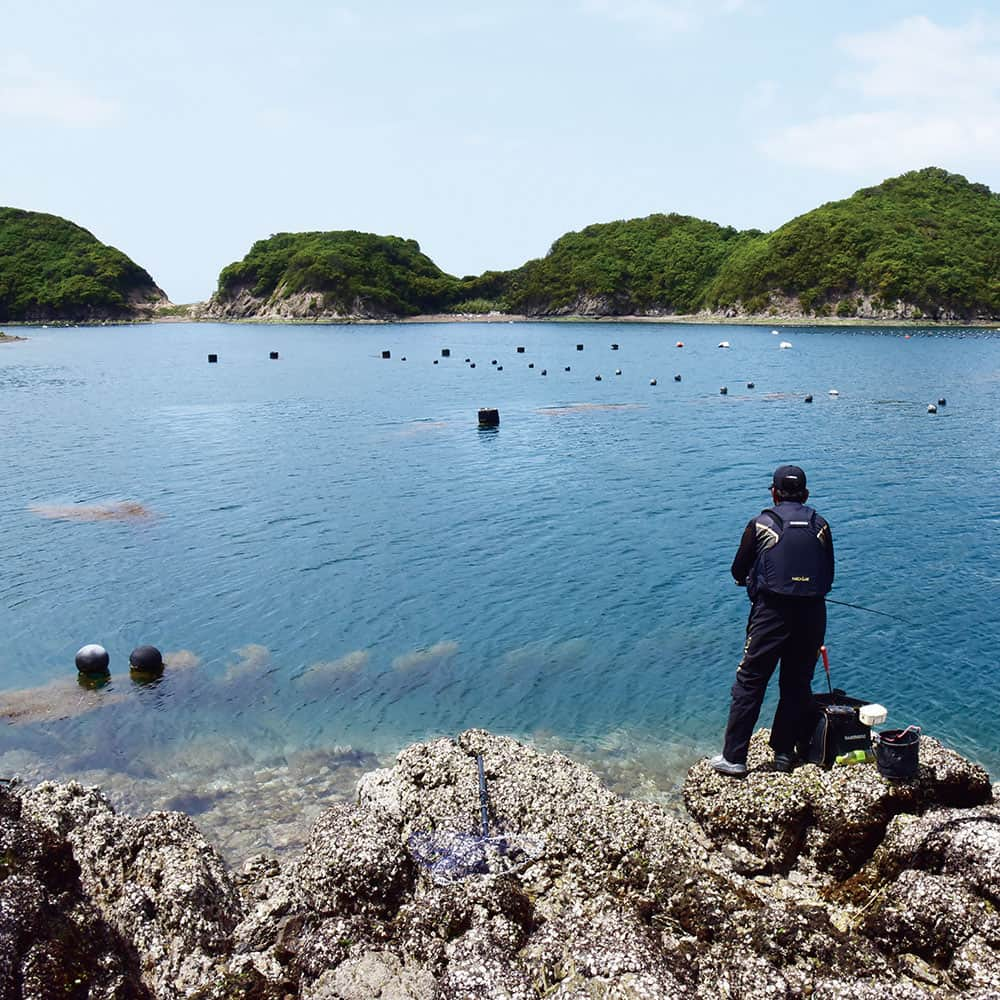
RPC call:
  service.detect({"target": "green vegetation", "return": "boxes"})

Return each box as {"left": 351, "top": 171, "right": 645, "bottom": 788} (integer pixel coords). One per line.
{"left": 502, "top": 214, "right": 760, "bottom": 315}
{"left": 705, "top": 168, "right": 1000, "bottom": 318}
{"left": 202, "top": 167, "right": 1000, "bottom": 321}
{"left": 0, "top": 208, "right": 163, "bottom": 321}
{"left": 215, "top": 230, "right": 460, "bottom": 317}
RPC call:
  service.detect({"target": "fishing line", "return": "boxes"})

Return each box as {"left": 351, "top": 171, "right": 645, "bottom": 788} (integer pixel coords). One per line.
{"left": 825, "top": 597, "right": 916, "bottom": 626}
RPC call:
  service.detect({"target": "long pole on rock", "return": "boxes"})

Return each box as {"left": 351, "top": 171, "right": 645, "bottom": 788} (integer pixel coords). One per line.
{"left": 477, "top": 754, "right": 489, "bottom": 838}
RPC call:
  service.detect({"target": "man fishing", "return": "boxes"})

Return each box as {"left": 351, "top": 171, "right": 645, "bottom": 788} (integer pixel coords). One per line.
{"left": 711, "top": 464, "right": 835, "bottom": 777}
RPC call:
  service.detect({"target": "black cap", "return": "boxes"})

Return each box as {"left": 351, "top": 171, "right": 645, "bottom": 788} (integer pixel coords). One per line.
{"left": 772, "top": 464, "right": 807, "bottom": 494}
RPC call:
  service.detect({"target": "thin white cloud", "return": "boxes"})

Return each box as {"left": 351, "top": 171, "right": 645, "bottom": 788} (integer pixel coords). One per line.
{"left": 0, "top": 62, "right": 117, "bottom": 127}
{"left": 765, "top": 16, "right": 1000, "bottom": 171}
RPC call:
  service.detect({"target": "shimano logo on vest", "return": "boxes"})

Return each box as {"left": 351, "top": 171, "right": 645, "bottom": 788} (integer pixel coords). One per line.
{"left": 750, "top": 504, "right": 832, "bottom": 599}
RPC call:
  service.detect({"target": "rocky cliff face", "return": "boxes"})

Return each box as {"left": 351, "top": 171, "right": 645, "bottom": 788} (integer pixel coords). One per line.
{"left": 3, "top": 729, "right": 998, "bottom": 999}
{"left": 201, "top": 285, "right": 402, "bottom": 323}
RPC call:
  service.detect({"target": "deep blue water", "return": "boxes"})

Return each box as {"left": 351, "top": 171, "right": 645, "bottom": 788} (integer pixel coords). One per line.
{"left": 1, "top": 321, "right": 998, "bottom": 851}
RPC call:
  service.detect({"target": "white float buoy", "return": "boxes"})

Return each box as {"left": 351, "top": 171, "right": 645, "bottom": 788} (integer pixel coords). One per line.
{"left": 780, "top": 341, "right": 792, "bottom": 349}
{"left": 650, "top": 378, "right": 657, "bottom": 386}
{"left": 771, "top": 330, "right": 779, "bottom": 335}
{"left": 75, "top": 644, "right": 110, "bottom": 676}
{"left": 828, "top": 389, "right": 840, "bottom": 396}
{"left": 718, "top": 341, "right": 730, "bottom": 349}
{"left": 615, "top": 369, "right": 622, "bottom": 376}
{"left": 927, "top": 403, "right": 937, "bottom": 413}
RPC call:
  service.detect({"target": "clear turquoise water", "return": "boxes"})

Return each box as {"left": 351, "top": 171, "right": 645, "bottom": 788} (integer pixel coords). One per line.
{"left": 2, "top": 322, "right": 998, "bottom": 855}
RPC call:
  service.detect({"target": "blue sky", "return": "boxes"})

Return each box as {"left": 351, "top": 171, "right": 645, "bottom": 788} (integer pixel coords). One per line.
{"left": 3, "top": 2, "right": 999, "bottom": 303}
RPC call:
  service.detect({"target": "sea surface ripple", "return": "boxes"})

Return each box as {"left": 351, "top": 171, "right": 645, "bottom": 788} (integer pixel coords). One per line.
{"left": 2, "top": 321, "right": 998, "bottom": 860}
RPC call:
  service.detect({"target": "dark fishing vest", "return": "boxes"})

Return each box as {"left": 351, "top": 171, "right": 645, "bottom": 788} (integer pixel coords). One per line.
{"left": 749, "top": 503, "right": 832, "bottom": 600}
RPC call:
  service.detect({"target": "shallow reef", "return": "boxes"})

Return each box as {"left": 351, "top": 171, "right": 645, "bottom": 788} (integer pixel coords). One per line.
{"left": 2, "top": 727, "right": 998, "bottom": 999}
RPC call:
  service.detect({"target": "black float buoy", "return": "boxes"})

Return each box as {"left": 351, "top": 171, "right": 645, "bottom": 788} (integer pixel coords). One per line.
{"left": 564, "top": 366, "right": 571, "bottom": 372}
{"left": 465, "top": 357, "right": 471, "bottom": 363}
{"left": 129, "top": 645, "right": 164, "bottom": 679}
{"left": 269, "top": 351, "right": 279, "bottom": 360}
{"left": 497, "top": 365, "right": 503, "bottom": 371}
{"left": 401, "top": 356, "right": 407, "bottom": 362}
{"left": 478, "top": 407, "right": 500, "bottom": 427}
{"left": 433, "top": 359, "right": 439, "bottom": 364}
{"left": 577, "top": 344, "right": 584, "bottom": 351}
{"left": 75, "top": 644, "right": 110, "bottom": 677}
{"left": 674, "top": 374, "right": 681, "bottom": 381}
{"left": 382, "top": 350, "right": 391, "bottom": 359}
{"left": 208, "top": 354, "right": 218, "bottom": 363}
{"left": 595, "top": 374, "right": 602, "bottom": 381}
{"left": 720, "top": 386, "right": 728, "bottom": 395}
{"left": 611, "top": 343, "right": 619, "bottom": 351}
{"left": 541, "top": 369, "right": 547, "bottom": 376}
{"left": 937, "top": 397, "right": 947, "bottom": 406}
{"left": 470, "top": 362, "right": 476, "bottom": 368}
{"left": 528, "top": 363, "right": 534, "bottom": 369}
{"left": 615, "top": 369, "right": 622, "bottom": 376}
{"left": 747, "top": 382, "right": 755, "bottom": 389}
{"left": 491, "top": 359, "right": 497, "bottom": 365}
{"left": 441, "top": 348, "right": 451, "bottom": 357}
{"left": 516, "top": 346, "right": 525, "bottom": 353}
{"left": 804, "top": 394, "right": 813, "bottom": 403}
{"left": 650, "top": 378, "right": 657, "bottom": 386}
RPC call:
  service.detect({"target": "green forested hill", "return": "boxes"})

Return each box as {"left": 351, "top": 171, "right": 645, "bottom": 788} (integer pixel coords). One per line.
{"left": 209, "top": 166, "right": 1000, "bottom": 321}
{"left": 705, "top": 168, "right": 1000, "bottom": 318}
{"left": 213, "top": 231, "right": 460, "bottom": 317}
{"left": 0, "top": 209, "right": 165, "bottom": 321}
{"left": 499, "top": 214, "right": 760, "bottom": 315}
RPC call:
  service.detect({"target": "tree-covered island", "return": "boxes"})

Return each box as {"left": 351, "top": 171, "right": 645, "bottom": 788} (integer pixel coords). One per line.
{"left": 0, "top": 208, "right": 166, "bottom": 323}
{"left": 4, "top": 168, "right": 999, "bottom": 323}
{"left": 205, "top": 168, "right": 1000, "bottom": 323}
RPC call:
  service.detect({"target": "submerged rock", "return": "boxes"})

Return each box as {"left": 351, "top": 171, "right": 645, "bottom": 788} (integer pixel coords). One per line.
{"left": 4, "top": 727, "right": 997, "bottom": 998}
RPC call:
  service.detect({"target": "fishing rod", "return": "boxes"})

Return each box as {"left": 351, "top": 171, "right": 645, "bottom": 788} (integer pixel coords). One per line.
{"left": 825, "top": 597, "right": 915, "bottom": 625}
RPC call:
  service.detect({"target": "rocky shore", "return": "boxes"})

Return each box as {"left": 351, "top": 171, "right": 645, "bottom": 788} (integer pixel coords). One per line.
{"left": 2, "top": 728, "right": 998, "bottom": 999}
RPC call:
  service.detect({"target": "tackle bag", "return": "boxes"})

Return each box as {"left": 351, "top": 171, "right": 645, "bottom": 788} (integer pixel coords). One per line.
{"left": 802, "top": 690, "right": 873, "bottom": 768}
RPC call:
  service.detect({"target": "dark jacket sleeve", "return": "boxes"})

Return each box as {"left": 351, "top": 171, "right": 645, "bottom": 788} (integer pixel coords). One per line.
{"left": 731, "top": 519, "right": 757, "bottom": 585}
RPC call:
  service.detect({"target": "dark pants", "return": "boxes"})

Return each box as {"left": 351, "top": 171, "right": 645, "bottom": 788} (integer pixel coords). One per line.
{"left": 722, "top": 596, "right": 826, "bottom": 764}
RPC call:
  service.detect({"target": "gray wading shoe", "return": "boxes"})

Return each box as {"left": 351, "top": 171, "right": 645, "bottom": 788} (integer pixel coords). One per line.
{"left": 710, "top": 754, "right": 748, "bottom": 777}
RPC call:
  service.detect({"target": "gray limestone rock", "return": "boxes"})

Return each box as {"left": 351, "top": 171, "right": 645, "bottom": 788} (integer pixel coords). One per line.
{"left": 302, "top": 950, "right": 435, "bottom": 1000}
{"left": 294, "top": 801, "right": 416, "bottom": 918}
{"left": 0, "top": 781, "right": 149, "bottom": 999}
{"left": 16, "top": 779, "right": 240, "bottom": 999}
{"left": 683, "top": 731, "right": 991, "bottom": 878}
{"left": 3, "top": 728, "right": 998, "bottom": 997}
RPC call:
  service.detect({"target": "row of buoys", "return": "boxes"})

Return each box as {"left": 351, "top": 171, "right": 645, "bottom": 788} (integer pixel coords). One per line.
{"left": 385, "top": 342, "right": 951, "bottom": 417}
{"left": 74, "top": 644, "right": 164, "bottom": 682}
{"left": 207, "top": 353, "right": 280, "bottom": 362}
